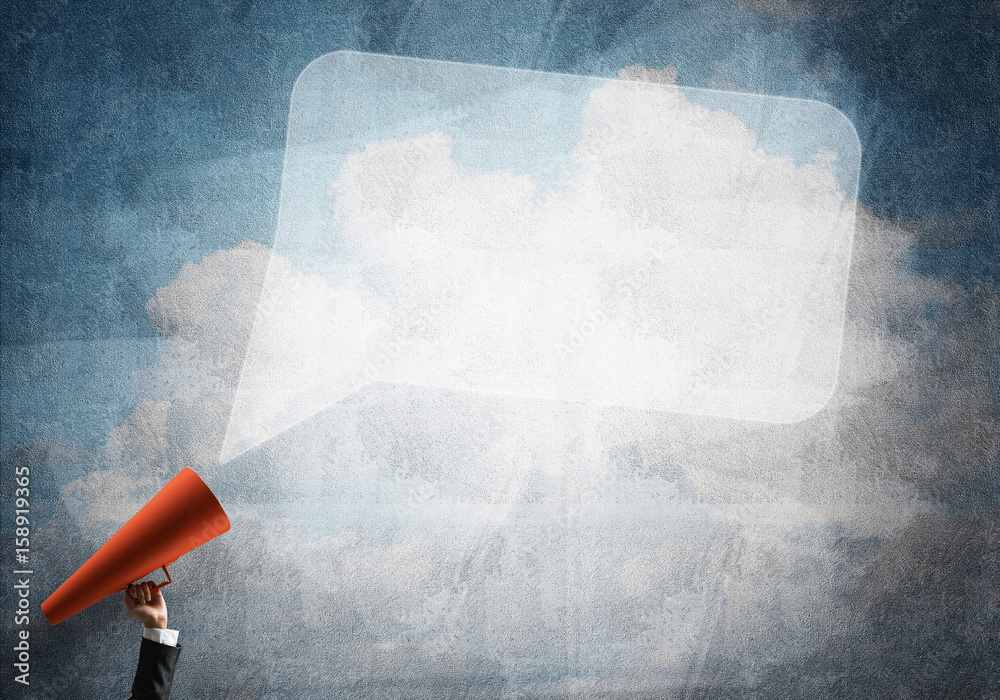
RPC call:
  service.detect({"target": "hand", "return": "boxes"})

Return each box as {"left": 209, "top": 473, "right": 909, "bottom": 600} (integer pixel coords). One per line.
{"left": 124, "top": 581, "right": 168, "bottom": 630}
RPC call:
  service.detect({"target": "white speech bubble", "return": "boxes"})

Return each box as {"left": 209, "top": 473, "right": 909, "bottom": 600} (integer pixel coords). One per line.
{"left": 220, "top": 51, "right": 860, "bottom": 463}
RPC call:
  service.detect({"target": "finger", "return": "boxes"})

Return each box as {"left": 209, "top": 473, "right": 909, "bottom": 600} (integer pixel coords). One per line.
{"left": 140, "top": 581, "right": 151, "bottom": 604}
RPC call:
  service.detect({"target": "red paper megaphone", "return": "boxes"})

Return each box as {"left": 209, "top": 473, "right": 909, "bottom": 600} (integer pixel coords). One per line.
{"left": 41, "top": 467, "right": 230, "bottom": 625}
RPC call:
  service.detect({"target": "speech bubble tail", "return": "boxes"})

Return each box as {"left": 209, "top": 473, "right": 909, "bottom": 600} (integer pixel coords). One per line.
{"left": 220, "top": 381, "right": 371, "bottom": 464}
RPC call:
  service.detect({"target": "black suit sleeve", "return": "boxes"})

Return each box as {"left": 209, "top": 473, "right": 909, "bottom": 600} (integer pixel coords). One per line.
{"left": 128, "top": 638, "right": 181, "bottom": 700}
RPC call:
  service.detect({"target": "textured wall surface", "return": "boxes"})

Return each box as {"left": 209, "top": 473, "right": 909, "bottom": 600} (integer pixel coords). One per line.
{"left": 2, "top": 2, "right": 998, "bottom": 698}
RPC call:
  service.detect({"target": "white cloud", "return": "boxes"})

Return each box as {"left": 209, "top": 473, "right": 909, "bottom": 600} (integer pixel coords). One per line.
{"left": 105, "top": 400, "right": 169, "bottom": 468}
{"left": 56, "top": 469, "right": 160, "bottom": 534}
{"left": 40, "top": 198, "right": 947, "bottom": 691}
{"left": 42, "top": 63, "right": 977, "bottom": 693}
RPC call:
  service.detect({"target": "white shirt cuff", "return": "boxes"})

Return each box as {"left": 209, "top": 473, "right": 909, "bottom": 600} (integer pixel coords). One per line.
{"left": 142, "top": 627, "right": 179, "bottom": 647}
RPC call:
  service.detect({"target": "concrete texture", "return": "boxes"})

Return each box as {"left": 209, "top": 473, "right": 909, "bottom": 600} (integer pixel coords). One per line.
{"left": 2, "top": 2, "right": 997, "bottom": 698}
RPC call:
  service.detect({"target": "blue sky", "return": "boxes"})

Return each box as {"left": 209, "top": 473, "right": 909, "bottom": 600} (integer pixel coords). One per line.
{"left": 2, "top": 3, "right": 998, "bottom": 697}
